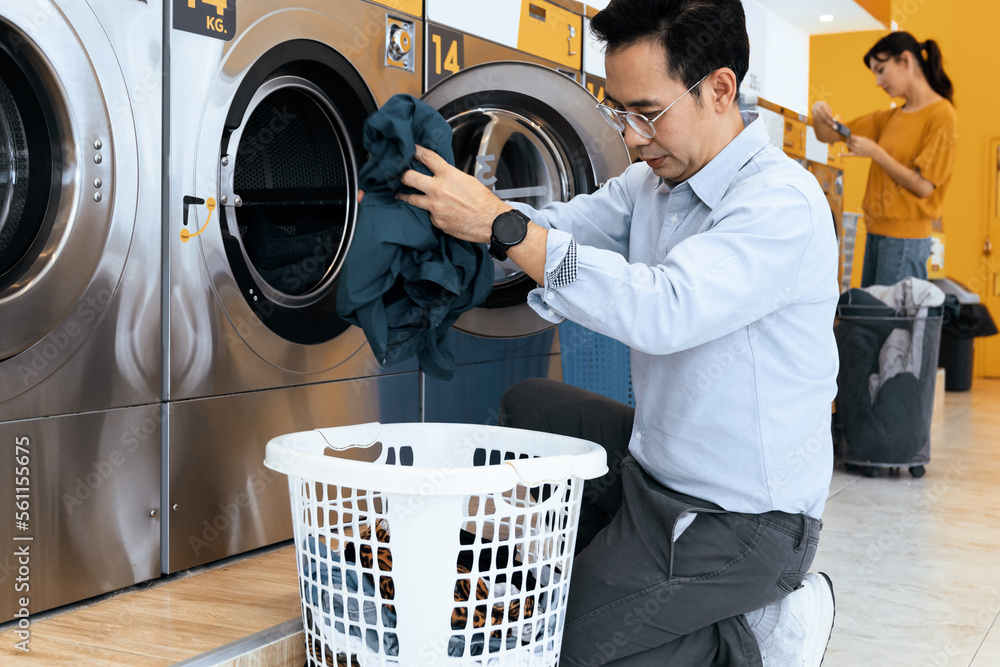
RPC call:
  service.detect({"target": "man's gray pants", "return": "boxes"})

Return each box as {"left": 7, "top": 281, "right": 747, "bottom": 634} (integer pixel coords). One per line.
{"left": 499, "top": 378, "right": 822, "bottom": 666}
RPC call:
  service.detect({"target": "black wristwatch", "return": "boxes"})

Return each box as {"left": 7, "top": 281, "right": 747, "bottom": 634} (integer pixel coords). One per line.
{"left": 489, "top": 209, "right": 530, "bottom": 261}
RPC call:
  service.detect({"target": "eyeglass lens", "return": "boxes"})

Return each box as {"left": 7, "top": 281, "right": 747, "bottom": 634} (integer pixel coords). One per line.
{"left": 597, "top": 105, "right": 657, "bottom": 138}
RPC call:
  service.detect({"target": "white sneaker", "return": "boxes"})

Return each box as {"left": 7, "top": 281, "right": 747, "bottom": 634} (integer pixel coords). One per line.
{"left": 757, "top": 572, "right": 835, "bottom": 667}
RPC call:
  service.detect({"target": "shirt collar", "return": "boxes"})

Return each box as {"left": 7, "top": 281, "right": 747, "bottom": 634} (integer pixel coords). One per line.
{"left": 663, "top": 111, "right": 770, "bottom": 207}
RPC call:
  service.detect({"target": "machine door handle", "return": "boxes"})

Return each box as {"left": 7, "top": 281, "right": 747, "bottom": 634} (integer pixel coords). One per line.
{"left": 388, "top": 24, "right": 412, "bottom": 61}
{"left": 986, "top": 237, "right": 993, "bottom": 257}
{"left": 181, "top": 195, "right": 205, "bottom": 228}
{"left": 568, "top": 24, "right": 577, "bottom": 56}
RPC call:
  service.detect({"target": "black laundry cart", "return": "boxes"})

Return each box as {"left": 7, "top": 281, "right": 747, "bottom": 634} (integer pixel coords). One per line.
{"left": 833, "top": 292, "right": 944, "bottom": 478}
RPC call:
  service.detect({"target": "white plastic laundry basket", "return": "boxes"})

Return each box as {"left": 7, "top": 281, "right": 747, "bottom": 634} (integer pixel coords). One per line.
{"left": 264, "top": 422, "right": 607, "bottom": 667}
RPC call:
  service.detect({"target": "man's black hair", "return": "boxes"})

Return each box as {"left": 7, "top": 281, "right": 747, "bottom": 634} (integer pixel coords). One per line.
{"left": 590, "top": 0, "right": 749, "bottom": 104}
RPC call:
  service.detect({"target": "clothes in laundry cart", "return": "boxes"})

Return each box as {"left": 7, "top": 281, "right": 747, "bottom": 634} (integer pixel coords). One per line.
{"left": 834, "top": 280, "right": 944, "bottom": 464}
{"left": 862, "top": 278, "right": 944, "bottom": 400}
{"left": 862, "top": 276, "right": 945, "bottom": 315}
{"left": 336, "top": 94, "right": 494, "bottom": 381}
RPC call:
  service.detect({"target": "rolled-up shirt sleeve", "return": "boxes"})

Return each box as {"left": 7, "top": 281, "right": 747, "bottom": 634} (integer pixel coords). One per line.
{"left": 524, "top": 229, "right": 576, "bottom": 323}
{"left": 529, "top": 183, "right": 823, "bottom": 355}
{"left": 546, "top": 238, "right": 578, "bottom": 288}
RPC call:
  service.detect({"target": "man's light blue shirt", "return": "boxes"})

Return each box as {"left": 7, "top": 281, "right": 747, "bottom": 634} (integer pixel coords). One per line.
{"left": 511, "top": 112, "right": 839, "bottom": 519}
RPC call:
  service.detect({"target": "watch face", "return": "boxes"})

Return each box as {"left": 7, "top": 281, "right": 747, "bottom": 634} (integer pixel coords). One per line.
{"left": 495, "top": 212, "right": 527, "bottom": 244}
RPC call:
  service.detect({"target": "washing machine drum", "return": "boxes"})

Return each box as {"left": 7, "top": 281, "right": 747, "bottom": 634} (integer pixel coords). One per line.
{"left": 230, "top": 86, "right": 350, "bottom": 298}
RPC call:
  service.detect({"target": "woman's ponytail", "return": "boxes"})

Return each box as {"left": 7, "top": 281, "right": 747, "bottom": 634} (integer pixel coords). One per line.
{"left": 919, "top": 39, "right": 954, "bottom": 103}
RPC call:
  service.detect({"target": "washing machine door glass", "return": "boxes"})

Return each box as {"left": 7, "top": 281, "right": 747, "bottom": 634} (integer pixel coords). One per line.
{"left": 0, "top": 79, "right": 25, "bottom": 254}
{"left": 451, "top": 108, "right": 572, "bottom": 306}
{"left": 227, "top": 77, "right": 352, "bottom": 301}
{"left": 447, "top": 97, "right": 588, "bottom": 321}
{"left": 0, "top": 44, "right": 54, "bottom": 290}
{"left": 423, "top": 62, "right": 630, "bottom": 338}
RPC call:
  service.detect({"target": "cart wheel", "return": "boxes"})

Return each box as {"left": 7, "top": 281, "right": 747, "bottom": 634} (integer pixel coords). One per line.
{"left": 864, "top": 466, "right": 879, "bottom": 478}
{"left": 909, "top": 465, "right": 926, "bottom": 478}
{"left": 844, "top": 463, "right": 859, "bottom": 472}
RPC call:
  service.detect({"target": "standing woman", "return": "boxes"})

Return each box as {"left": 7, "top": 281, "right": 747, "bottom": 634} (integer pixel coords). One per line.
{"left": 813, "top": 31, "right": 957, "bottom": 287}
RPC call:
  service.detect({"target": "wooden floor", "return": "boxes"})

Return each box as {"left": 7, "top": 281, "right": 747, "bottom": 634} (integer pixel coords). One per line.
{"left": 2, "top": 380, "right": 1000, "bottom": 666}
{"left": 0, "top": 544, "right": 302, "bottom": 665}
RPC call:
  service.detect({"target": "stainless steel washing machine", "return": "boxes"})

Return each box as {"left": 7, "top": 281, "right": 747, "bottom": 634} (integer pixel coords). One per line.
{"left": 419, "top": 15, "right": 631, "bottom": 425}
{"left": 0, "top": 0, "right": 162, "bottom": 621}
{"left": 163, "top": 0, "right": 423, "bottom": 572}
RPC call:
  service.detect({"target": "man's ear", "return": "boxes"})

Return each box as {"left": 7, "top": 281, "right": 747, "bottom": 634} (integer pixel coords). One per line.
{"left": 707, "top": 68, "right": 739, "bottom": 113}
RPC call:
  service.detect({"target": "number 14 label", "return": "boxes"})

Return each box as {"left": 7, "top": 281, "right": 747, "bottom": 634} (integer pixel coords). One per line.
{"left": 173, "top": 0, "right": 235, "bottom": 41}
{"left": 190, "top": 0, "right": 226, "bottom": 13}
{"left": 426, "top": 24, "right": 465, "bottom": 89}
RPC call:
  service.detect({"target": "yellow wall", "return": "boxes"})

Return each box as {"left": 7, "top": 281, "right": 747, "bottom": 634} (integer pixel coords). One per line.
{"left": 855, "top": 0, "right": 892, "bottom": 27}
{"left": 810, "top": 0, "right": 1000, "bottom": 377}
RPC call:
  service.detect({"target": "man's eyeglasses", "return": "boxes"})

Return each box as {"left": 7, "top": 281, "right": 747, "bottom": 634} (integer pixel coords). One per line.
{"left": 597, "top": 73, "right": 710, "bottom": 139}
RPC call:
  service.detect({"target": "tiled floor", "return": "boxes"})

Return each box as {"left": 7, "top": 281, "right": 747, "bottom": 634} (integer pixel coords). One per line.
{"left": 1, "top": 380, "right": 999, "bottom": 665}
{"left": 815, "top": 379, "right": 1000, "bottom": 667}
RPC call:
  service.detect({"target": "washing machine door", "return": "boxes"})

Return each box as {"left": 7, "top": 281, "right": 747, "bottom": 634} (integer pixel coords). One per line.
{"left": 217, "top": 57, "right": 370, "bottom": 347}
{"left": 0, "top": 7, "right": 138, "bottom": 397}
{"left": 188, "top": 32, "right": 379, "bottom": 373}
{"left": 422, "top": 61, "right": 630, "bottom": 339}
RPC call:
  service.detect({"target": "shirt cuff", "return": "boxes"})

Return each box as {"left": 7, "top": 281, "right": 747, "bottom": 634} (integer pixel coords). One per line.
{"left": 525, "top": 228, "right": 576, "bottom": 323}
{"left": 546, "top": 238, "right": 578, "bottom": 288}
{"left": 542, "top": 228, "right": 576, "bottom": 287}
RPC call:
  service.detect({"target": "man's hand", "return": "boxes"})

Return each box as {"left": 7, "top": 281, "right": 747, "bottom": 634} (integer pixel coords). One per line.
{"left": 397, "top": 144, "right": 510, "bottom": 243}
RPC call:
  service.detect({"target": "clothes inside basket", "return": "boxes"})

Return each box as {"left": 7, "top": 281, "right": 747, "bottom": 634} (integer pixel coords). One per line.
{"left": 300, "top": 523, "right": 560, "bottom": 663}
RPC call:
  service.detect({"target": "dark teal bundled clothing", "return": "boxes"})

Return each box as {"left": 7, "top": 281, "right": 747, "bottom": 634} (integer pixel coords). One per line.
{"left": 336, "top": 94, "right": 494, "bottom": 380}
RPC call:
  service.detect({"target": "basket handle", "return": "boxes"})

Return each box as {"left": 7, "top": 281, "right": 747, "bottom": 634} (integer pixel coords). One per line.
{"left": 504, "top": 455, "right": 577, "bottom": 486}
{"left": 316, "top": 422, "right": 383, "bottom": 449}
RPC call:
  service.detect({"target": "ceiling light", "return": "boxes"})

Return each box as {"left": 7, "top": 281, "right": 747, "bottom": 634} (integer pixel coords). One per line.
{"left": 819, "top": 14, "right": 835, "bottom": 22}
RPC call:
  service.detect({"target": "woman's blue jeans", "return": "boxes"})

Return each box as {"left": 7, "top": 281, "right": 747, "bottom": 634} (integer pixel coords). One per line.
{"left": 861, "top": 233, "right": 932, "bottom": 287}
